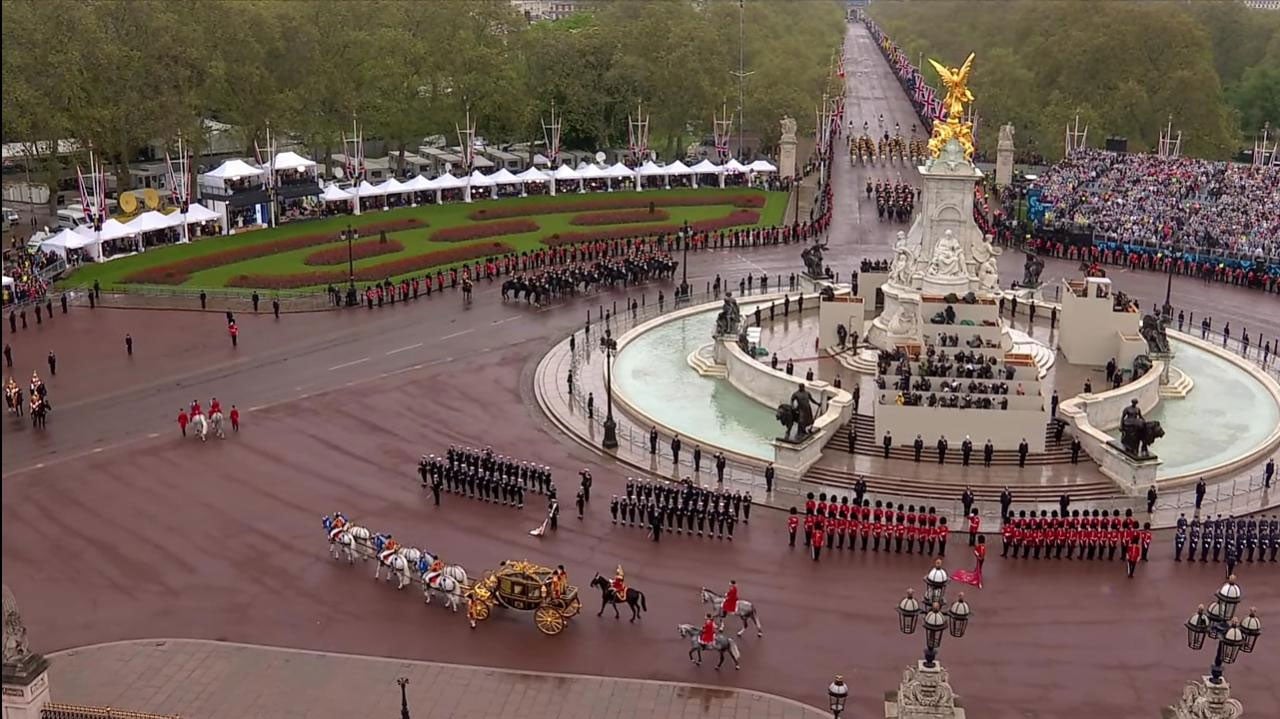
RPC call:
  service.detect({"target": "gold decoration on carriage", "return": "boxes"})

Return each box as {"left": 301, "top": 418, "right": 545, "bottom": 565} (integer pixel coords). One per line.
{"left": 464, "top": 559, "right": 581, "bottom": 634}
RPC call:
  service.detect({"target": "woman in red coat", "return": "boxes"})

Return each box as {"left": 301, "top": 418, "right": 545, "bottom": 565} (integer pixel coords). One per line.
{"left": 954, "top": 535, "right": 986, "bottom": 588}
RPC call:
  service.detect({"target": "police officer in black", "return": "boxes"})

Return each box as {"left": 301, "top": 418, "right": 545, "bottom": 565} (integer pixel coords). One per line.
{"left": 883, "top": 431, "right": 893, "bottom": 459}
{"left": 913, "top": 435, "right": 924, "bottom": 462}
{"left": 961, "top": 437, "right": 973, "bottom": 466}
{"left": 1017, "top": 438, "right": 1030, "bottom": 468}
{"left": 1070, "top": 437, "right": 1082, "bottom": 464}
{"left": 983, "top": 439, "right": 995, "bottom": 467}
{"left": 649, "top": 426, "right": 658, "bottom": 455}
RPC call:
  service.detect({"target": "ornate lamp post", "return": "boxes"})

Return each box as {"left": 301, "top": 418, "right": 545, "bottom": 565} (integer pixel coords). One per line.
{"left": 601, "top": 334, "right": 619, "bottom": 449}
{"left": 678, "top": 220, "right": 691, "bottom": 300}
{"left": 890, "top": 560, "right": 971, "bottom": 719}
{"left": 1169, "top": 575, "right": 1262, "bottom": 719}
{"left": 345, "top": 223, "right": 357, "bottom": 306}
{"left": 397, "top": 676, "right": 410, "bottom": 719}
{"left": 827, "top": 675, "right": 849, "bottom": 718}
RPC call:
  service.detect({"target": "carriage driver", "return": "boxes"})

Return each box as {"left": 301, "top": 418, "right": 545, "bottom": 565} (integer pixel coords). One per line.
{"left": 610, "top": 565, "right": 627, "bottom": 602}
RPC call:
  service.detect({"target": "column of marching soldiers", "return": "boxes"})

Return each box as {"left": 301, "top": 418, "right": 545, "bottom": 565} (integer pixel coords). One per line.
{"left": 418, "top": 446, "right": 559, "bottom": 509}
{"left": 609, "top": 478, "right": 752, "bottom": 541}
{"left": 1174, "top": 513, "right": 1280, "bottom": 565}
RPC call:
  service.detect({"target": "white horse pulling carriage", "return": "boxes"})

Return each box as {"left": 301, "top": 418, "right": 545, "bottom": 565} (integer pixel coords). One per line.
{"left": 321, "top": 514, "right": 469, "bottom": 611}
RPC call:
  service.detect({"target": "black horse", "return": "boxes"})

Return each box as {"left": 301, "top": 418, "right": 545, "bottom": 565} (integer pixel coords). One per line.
{"left": 589, "top": 573, "right": 648, "bottom": 622}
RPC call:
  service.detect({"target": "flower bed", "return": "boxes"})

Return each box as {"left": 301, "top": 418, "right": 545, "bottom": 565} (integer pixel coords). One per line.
{"left": 120, "top": 218, "right": 426, "bottom": 285}
{"left": 303, "top": 238, "right": 405, "bottom": 266}
{"left": 225, "top": 242, "right": 514, "bottom": 289}
{"left": 569, "top": 209, "right": 670, "bottom": 226}
{"left": 467, "top": 193, "right": 765, "bottom": 221}
{"left": 542, "top": 210, "right": 761, "bottom": 247}
{"left": 430, "top": 219, "right": 540, "bottom": 242}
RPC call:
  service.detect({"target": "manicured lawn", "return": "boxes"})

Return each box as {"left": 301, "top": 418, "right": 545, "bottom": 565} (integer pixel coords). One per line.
{"left": 62, "top": 188, "right": 787, "bottom": 291}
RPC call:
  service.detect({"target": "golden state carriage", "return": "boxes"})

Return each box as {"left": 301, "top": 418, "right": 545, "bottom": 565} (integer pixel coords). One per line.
{"left": 465, "top": 559, "right": 581, "bottom": 635}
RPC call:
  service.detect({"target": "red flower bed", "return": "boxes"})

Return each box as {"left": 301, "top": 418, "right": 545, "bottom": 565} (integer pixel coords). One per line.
{"left": 467, "top": 192, "right": 765, "bottom": 221}
{"left": 430, "top": 219, "right": 540, "bottom": 242}
{"left": 303, "top": 238, "right": 405, "bottom": 266}
{"left": 569, "top": 209, "right": 670, "bottom": 226}
{"left": 120, "top": 219, "right": 427, "bottom": 285}
{"left": 543, "top": 210, "right": 761, "bottom": 247}
{"left": 225, "top": 242, "right": 514, "bottom": 289}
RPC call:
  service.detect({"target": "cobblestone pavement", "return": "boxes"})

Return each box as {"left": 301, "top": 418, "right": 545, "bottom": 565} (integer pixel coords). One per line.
{"left": 48, "top": 640, "right": 826, "bottom": 719}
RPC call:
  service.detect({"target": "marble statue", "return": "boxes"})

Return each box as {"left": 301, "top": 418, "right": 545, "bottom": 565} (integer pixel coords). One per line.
{"left": 1119, "top": 398, "right": 1164, "bottom": 457}
{"left": 998, "top": 123, "right": 1015, "bottom": 147}
{"left": 971, "top": 233, "right": 1002, "bottom": 293}
{"left": 888, "top": 306, "right": 919, "bottom": 336}
{"left": 3, "top": 584, "right": 30, "bottom": 665}
{"left": 779, "top": 116, "right": 798, "bottom": 142}
{"left": 888, "top": 231, "right": 917, "bottom": 286}
{"left": 927, "top": 229, "right": 966, "bottom": 278}
{"left": 714, "top": 292, "right": 741, "bottom": 337}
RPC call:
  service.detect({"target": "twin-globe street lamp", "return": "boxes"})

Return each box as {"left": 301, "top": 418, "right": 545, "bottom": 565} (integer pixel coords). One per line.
{"left": 1183, "top": 575, "right": 1263, "bottom": 685}
{"left": 896, "top": 559, "right": 971, "bottom": 667}
{"left": 600, "top": 332, "right": 619, "bottom": 449}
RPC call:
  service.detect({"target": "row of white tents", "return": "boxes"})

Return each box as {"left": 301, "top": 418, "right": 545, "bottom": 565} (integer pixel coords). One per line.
{"left": 39, "top": 204, "right": 221, "bottom": 258}
{"left": 321, "top": 158, "right": 779, "bottom": 202}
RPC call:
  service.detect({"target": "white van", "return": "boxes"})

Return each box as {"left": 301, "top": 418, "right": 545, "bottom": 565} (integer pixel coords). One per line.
{"left": 56, "top": 208, "right": 88, "bottom": 230}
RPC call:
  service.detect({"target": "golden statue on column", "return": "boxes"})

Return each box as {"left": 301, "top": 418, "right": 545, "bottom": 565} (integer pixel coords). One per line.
{"left": 926, "top": 52, "right": 977, "bottom": 161}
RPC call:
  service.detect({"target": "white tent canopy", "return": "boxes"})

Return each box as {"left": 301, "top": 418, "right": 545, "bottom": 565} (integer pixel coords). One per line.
{"left": 39, "top": 228, "right": 89, "bottom": 254}
{"left": 747, "top": 159, "right": 778, "bottom": 173}
{"left": 320, "top": 183, "right": 354, "bottom": 202}
{"left": 93, "top": 218, "right": 140, "bottom": 241}
{"left": 181, "top": 203, "right": 220, "bottom": 224}
{"left": 467, "top": 170, "right": 496, "bottom": 187}
{"left": 723, "top": 159, "right": 748, "bottom": 174}
{"left": 637, "top": 160, "right": 667, "bottom": 177}
{"left": 400, "top": 175, "right": 434, "bottom": 192}
{"left": 354, "top": 180, "right": 385, "bottom": 196}
{"left": 689, "top": 159, "right": 722, "bottom": 174}
{"left": 127, "top": 210, "right": 182, "bottom": 234}
{"left": 664, "top": 160, "right": 694, "bottom": 176}
{"left": 576, "top": 164, "right": 608, "bottom": 180}
{"left": 488, "top": 168, "right": 522, "bottom": 185}
{"left": 605, "top": 162, "right": 636, "bottom": 179}
{"left": 550, "top": 164, "right": 580, "bottom": 180}
{"left": 271, "top": 151, "right": 317, "bottom": 171}
{"left": 515, "top": 167, "right": 549, "bottom": 182}
{"left": 204, "top": 159, "right": 264, "bottom": 180}
{"left": 431, "top": 173, "right": 467, "bottom": 190}
{"left": 380, "top": 178, "right": 409, "bottom": 195}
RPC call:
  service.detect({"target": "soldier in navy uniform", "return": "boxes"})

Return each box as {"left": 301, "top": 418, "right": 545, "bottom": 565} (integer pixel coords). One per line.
{"left": 1174, "top": 514, "right": 1188, "bottom": 561}
{"left": 1199, "top": 517, "right": 1212, "bottom": 562}
{"left": 1212, "top": 517, "right": 1225, "bottom": 562}
{"left": 1245, "top": 519, "right": 1258, "bottom": 562}
{"left": 983, "top": 439, "right": 995, "bottom": 467}
{"left": 1270, "top": 515, "right": 1279, "bottom": 562}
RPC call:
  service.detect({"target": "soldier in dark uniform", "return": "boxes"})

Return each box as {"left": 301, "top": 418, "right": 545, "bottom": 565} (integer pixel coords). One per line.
{"left": 983, "top": 440, "right": 995, "bottom": 467}
{"left": 1270, "top": 515, "right": 1279, "bottom": 561}
{"left": 610, "top": 496, "right": 619, "bottom": 523}
{"left": 1245, "top": 520, "right": 1257, "bottom": 562}
{"left": 1174, "top": 514, "right": 1188, "bottom": 561}
{"left": 961, "top": 437, "right": 973, "bottom": 466}
{"left": 1212, "top": 517, "right": 1225, "bottom": 562}
{"left": 649, "top": 426, "right": 659, "bottom": 455}
{"left": 883, "top": 431, "right": 893, "bottom": 459}
{"left": 913, "top": 435, "right": 924, "bottom": 462}
{"left": 1017, "top": 439, "right": 1030, "bottom": 468}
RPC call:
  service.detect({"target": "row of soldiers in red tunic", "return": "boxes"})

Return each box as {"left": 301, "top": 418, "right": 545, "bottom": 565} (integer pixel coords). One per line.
{"left": 1000, "top": 509, "right": 1153, "bottom": 562}
{"left": 787, "top": 498, "right": 952, "bottom": 559}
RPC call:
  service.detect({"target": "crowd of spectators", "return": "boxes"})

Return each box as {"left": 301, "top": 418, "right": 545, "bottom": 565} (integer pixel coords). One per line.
{"left": 1, "top": 246, "right": 56, "bottom": 305}
{"left": 1036, "top": 149, "right": 1279, "bottom": 257}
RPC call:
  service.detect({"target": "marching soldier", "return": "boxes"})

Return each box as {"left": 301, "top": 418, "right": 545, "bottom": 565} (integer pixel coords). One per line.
{"left": 1174, "top": 514, "right": 1188, "bottom": 561}
{"left": 610, "top": 496, "right": 619, "bottom": 523}
{"left": 1140, "top": 522, "right": 1153, "bottom": 561}
{"left": 787, "top": 507, "right": 799, "bottom": 547}
{"left": 1211, "top": 517, "right": 1225, "bottom": 562}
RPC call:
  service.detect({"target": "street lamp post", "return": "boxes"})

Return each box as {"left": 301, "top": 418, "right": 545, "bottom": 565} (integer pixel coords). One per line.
{"left": 827, "top": 675, "right": 849, "bottom": 718}
{"left": 345, "top": 223, "right": 357, "bottom": 307}
{"left": 397, "top": 677, "right": 410, "bottom": 719}
{"left": 678, "top": 221, "right": 691, "bottom": 300}
{"left": 1170, "top": 575, "right": 1262, "bottom": 719}
{"left": 601, "top": 334, "right": 619, "bottom": 449}
{"left": 896, "top": 560, "right": 972, "bottom": 668}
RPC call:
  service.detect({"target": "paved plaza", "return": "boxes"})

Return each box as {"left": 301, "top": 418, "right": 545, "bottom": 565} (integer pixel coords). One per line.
{"left": 3, "top": 22, "right": 1279, "bottom": 719}
{"left": 47, "top": 640, "right": 825, "bottom": 719}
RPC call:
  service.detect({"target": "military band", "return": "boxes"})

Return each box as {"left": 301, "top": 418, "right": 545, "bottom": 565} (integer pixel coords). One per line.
{"left": 791, "top": 493, "right": 952, "bottom": 558}
{"left": 418, "top": 445, "right": 560, "bottom": 508}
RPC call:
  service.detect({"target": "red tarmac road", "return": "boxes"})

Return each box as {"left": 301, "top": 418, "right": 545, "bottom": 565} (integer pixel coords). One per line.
{"left": 3, "top": 23, "right": 1278, "bottom": 719}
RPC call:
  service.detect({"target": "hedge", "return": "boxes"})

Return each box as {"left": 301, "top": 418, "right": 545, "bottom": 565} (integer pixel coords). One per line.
{"left": 430, "top": 219, "right": 539, "bottom": 242}
{"left": 303, "top": 238, "right": 405, "bottom": 266}
{"left": 121, "top": 218, "right": 427, "bottom": 285}
{"left": 542, "top": 210, "right": 762, "bottom": 247}
{"left": 467, "top": 193, "right": 765, "bottom": 221}
{"left": 225, "top": 242, "right": 515, "bottom": 289}
{"left": 569, "top": 209, "right": 670, "bottom": 226}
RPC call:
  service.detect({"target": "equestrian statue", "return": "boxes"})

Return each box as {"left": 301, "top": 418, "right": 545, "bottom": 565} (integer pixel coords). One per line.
{"left": 1118, "top": 398, "right": 1164, "bottom": 457}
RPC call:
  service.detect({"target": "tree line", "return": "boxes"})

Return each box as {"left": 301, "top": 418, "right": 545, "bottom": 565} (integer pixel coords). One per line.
{"left": 1, "top": 0, "right": 845, "bottom": 195}
{"left": 868, "top": 0, "right": 1280, "bottom": 161}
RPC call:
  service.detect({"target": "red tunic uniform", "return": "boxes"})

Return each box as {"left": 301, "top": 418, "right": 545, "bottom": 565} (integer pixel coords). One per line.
{"left": 722, "top": 585, "right": 739, "bottom": 614}
{"left": 700, "top": 618, "right": 717, "bottom": 645}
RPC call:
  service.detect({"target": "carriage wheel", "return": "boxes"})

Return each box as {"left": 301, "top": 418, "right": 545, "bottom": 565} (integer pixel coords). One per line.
{"left": 561, "top": 596, "right": 581, "bottom": 618}
{"left": 535, "top": 606, "right": 566, "bottom": 635}
{"left": 470, "top": 601, "right": 491, "bottom": 622}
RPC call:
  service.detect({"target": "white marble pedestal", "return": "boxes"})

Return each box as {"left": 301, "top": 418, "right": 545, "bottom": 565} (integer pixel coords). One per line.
{"left": 921, "top": 273, "right": 971, "bottom": 298}
{"left": 884, "top": 660, "right": 966, "bottom": 719}
{"left": 2, "top": 655, "right": 52, "bottom": 719}
{"left": 1163, "top": 676, "right": 1243, "bottom": 719}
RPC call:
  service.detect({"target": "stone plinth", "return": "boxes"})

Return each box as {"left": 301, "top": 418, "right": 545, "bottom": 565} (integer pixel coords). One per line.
{"left": 772, "top": 430, "right": 827, "bottom": 481}
{"left": 779, "top": 138, "right": 798, "bottom": 180}
{"left": 3, "top": 654, "right": 52, "bottom": 719}
{"left": 1097, "top": 441, "right": 1162, "bottom": 496}
{"left": 1163, "top": 676, "right": 1243, "bottom": 719}
{"left": 920, "top": 273, "right": 971, "bottom": 297}
{"left": 884, "top": 661, "right": 966, "bottom": 719}
{"left": 995, "top": 123, "right": 1015, "bottom": 187}
{"left": 818, "top": 295, "right": 864, "bottom": 350}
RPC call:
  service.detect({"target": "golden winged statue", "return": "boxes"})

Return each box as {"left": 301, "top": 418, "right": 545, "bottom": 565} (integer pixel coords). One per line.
{"left": 925, "top": 52, "right": 977, "bottom": 161}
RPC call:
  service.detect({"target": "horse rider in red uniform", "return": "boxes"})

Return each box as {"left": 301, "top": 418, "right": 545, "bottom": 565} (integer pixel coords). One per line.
{"left": 699, "top": 613, "right": 718, "bottom": 647}
{"left": 722, "top": 580, "right": 739, "bottom": 615}
{"left": 209, "top": 397, "right": 222, "bottom": 415}
{"left": 190, "top": 399, "right": 203, "bottom": 417}
{"left": 611, "top": 565, "right": 627, "bottom": 602}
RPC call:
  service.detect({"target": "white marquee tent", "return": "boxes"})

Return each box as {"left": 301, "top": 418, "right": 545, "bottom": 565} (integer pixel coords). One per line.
{"left": 723, "top": 159, "right": 748, "bottom": 174}
{"left": 637, "top": 160, "right": 667, "bottom": 177}
{"left": 747, "top": 159, "right": 778, "bottom": 173}
{"left": 203, "top": 159, "right": 264, "bottom": 180}
{"left": 488, "top": 168, "right": 522, "bottom": 185}
{"left": 664, "top": 160, "right": 695, "bottom": 176}
{"left": 467, "top": 170, "right": 496, "bottom": 187}
{"left": 689, "top": 159, "right": 722, "bottom": 174}
{"left": 515, "top": 167, "right": 550, "bottom": 183}
{"left": 271, "top": 151, "right": 317, "bottom": 171}
{"left": 550, "top": 164, "right": 580, "bottom": 180}
{"left": 320, "top": 183, "right": 354, "bottom": 202}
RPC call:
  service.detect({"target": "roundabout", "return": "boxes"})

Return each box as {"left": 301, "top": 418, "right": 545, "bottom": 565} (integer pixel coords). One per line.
{"left": 3, "top": 19, "right": 1278, "bottom": 719}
